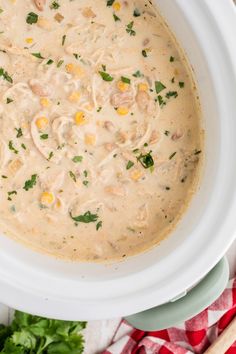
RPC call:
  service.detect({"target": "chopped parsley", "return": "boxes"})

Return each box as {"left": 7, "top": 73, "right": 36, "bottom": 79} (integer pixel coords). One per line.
{"left": 96, "top": 221, "right": 102, "bottom": 231}
{"left": 133, "top": 70, "right": 143, "bottom": 78}
{"left": 179, "top": 81, "right": 185, "bottom": 88}
{"left": 107, "top": 0, "right": 115, "bottom": 6}
{"left": 133, "top": 8, "right": 141, "bottom": 17}
{"left": 83, "top": 180, "right": 89, "bottom": 187}
{"left": 7, "top": 191, "right": 17, "bottom": 201}
{"left": 142, "top": 49, "right": 147, "bottom": 57}
{"left": 70, "top": 210, "right": 99, "bottom": 223}
{"left": 72, "top": 155, "right": 83, "bottom": 163}
{"left": 31, "top": 52, "right": 44, "bottom": 59}
{"left": 164, "top": 130, "right": 170, "bottom": 136}
{"left": 157, "top": 95, "right": 166, "bottom": 107}
{"left": 46, "top": 59, "right": 54, "bottom": 65}
{"left": 23, "top": 174, "right": 37, "bottom": 191}
{"left": 121, "top": 76, "right": 130, "bottom": 84}
{"left": 69, "top": 171, "right": 76, "bottom": 182}
{"left": 99, "top": 71, "right": 114, "bottom": 82}
{"left": 169, "top": 152, "right": 177, "bottom": 160}
{"left": 113, "top": 13, "right": 120, "bottom": 21}
{"left": 15, "top": 128, "right": 23, "bottom": 138}
{"left": 50, "top": 1, "right": 60, "bottom": 9}
{"left": 137, "top": 151, "right": 154, "bottom": 169}
{"left": 170, "top": 56, "right": 175, "bottom": 62}
{"left": 6, "top": 97, "right": 13, "bottom": 104}
{"left": 47, "top": 151, "right": 54, "bottom": 161}
{"left": 166, "top": 91, "right": 178, "bottom": 99}
{"left": 126, "top": 21, "right": 136, "bottom": 36}
{"left": 97, "top": 106, "right": 102, "bottom": 112}
{"left": 0, "top": 67, "right": 13, "bottom": 83}
{"left": 62, "top": 34, "right": 66, "bottom": 46}
{"left": 83, "top": 170, "right": 88, "bottom": 178}
{"left": 26, "top": 12, "right": 38, "bottom": 25}
{"left": 8, "top": 140, "right": 18, "bottom": 154}
{"left": 2, "top": 175, "right": 7, "bottom": 179}
{"left": 21, "top": 143, "right": 26, "bottom": 150}
{"left": 40, "top": 134, "right": 48, "bottom": 140}
{"left": 194, "top": 150, "right": 202, "bottom": 155}
{"left": 57, "top": 59, "right": 64, "bottom": 68}
{"left": 155, "top": 81, "right": 166, "bottom": 94}
{"left": 126, "top": 160, "right": 134, "bottom": 170}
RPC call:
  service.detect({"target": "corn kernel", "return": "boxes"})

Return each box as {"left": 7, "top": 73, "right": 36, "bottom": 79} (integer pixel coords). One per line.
{"left": 66, "top": 63, "right": 74, "bottom": 74}
{"left": 68, "top": 91, "right": 81, "bottom": 103}
{"left": 37, "top": 17, "right": 52, "bottom": 30}
{"left": 113, "top": 2, "right": 121, "bottom": 11}
{"left": 75, "top": 111, "right": 87, "bottom": 126}
{"left": 40, "top": 97, "right": 50, "bottom": 107}
{"left": 130, "top": 169, "right": 143, "bottom": 181}
{"left": 117, "top": 81, "right": 129, "bottom": 92}
{"left": 66, "top": 63, "right": 84, "bottom": 77}
{"left": 25, "top": 37, "right": 33, "bottom": 44}
{"left": 35, "top": 117, "right": 49, "bottom": 130}
{"left": 84, "top": 134, "right": 96, "bottom": 145}
{"left": 117, "top": 107, "right": 129, "bottom": 116}
{"left": 41, "top": 192, "right": 55, "bottom": 205}
{"left": 55, "top": 199, "right": 61, "bottom": 208}
{"left": 84, "top": 104, "right": 93, "bottom": 111}
{"left": 138, "top": 83, "right": 148, "bottom": 92}
{"left": 74, "top": 65, "right": 84, "bottom": 77}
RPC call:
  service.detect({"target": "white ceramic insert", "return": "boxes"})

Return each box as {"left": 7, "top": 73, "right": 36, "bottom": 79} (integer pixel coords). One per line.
{"left": 0, "top": 0, "right": 235, "bottom": 320}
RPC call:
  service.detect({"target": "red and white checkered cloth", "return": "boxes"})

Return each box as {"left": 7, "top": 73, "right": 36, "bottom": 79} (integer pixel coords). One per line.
{"left": 103, "top": 277, "right": 236, "bottom": 354}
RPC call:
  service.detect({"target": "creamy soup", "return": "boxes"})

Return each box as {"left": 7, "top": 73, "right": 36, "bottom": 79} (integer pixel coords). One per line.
{"left": 0, "top": 0, "right": 203, "bottom": 262}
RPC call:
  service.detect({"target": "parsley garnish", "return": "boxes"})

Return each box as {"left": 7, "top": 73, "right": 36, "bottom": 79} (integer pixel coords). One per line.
{"left": 69, "top": 171, "right": 76, "bottom": 182}
{"left": 83, "top": 170, "right": 88, "bottom": 178}
{"left": 169, "top": 152, "right": 177, "bottom": 160}
{"left": 164, "top": 130, "right": 170, "bottom": 136}
{"left": 133, "top": 70, "right": 143, "bottom": 78}
{"left": 126, "top": 160, "right": 134, "bottom": 170}
{"left": 194, "top": 150, "right": 202, "bottom": 155}
{"left": 31, "top": 52, "right": 44, "bottom": 59}
{"left": 7, "top": 190, "right": 17, "bottom": 201}
{"left": 21, "top": 143, "right": 26, "bottom": 150}
{"left": 107, "top": 0, "right": 115, "bottom": 6}
{"left": 72, "top": 156, "right": 83, "bottom": 163}
{"left": 170, "top": 56, "right": 175, "bottom": 62}
{"left": 50, "top": 1, "right": 60, "bottom": 9}
{"left": 8, "top": 140, "right": 18, "bottom": 154}
{"left": 179, "top": 81, "right": 185, "bottom": 88}
{"left": 142, "top": 49, "right": 147, "bottom": 57}
{"left": 70, "top": 210, "right": 99, "bottom": 223}
{"left": 137, "top": 151, "right": 154, "bottom": 169}
{"left": 6, "top": 97, "right": 13, "bottom": 104}
{"left": 46, "top": 59, "right": 54, "bottom": 65}
{"left": 166, "top": 91, "right": 178, "bottom": 99}
{"left": 157, "top": 95, "right": 166, "bottom": 107}
{"left": 40, "top": 134, "right": 48, "bottom": 140}
{"left": 113, "top": 13, "right": 120, "bottom": 21}
{"left": 62, "top": 34, "right": 66, "bottom": 46}
{"left": 121, "top": 76, "right": 130, "bottom": 84}
{"left": 23, "top": 174, "right": 37, "bottom": 191}
{"left": 133, "top": 8, "right": 141, "bottom": 17}
{"left": 96, "top": 220, "right": 102, "bottom": 230}
{"left": 47, "top": 151, "right": 54, "bottom": 161}
{"left": 26, "top": 12, "right": 38, "bottom": 25}
{"left": 15, "top": 128, "right": 23, "bottom": 138}
{"left": 0, "top": 67, "right": 13, "bottom": 83}
{"left": 57, "top": 59, "right": 64, "bottom": 68}
{"left": 99, "top": 71, "right": 114, "bottom": 81}
{"left": 83, "top": 180, "right": 89, "bottom": 186}
{"left": 155, "top": 81, "right": 166, "bottom": 94}
{"left": 126, "top": 21, "right": 136, "bottom": 36}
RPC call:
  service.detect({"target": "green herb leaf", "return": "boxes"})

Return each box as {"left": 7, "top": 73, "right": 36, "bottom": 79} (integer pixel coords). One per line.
{"left": 164, "top": 130, "right": 170, "bottom": 136}
{"left": 126, "top": 160, "right": 134, "bottom": 170}
{"left": 21, "top": 143, "right": 26, "bottom": 150}
{"left": 31, "top": 52, "right": 44, "bottom": 59}
{"left": 133, "top": 8, "right": 141, "bottom": 17}
{"left": 170, "top": 56, "right": 175, "bottom": 62}
{"left": 62, "top": 34, "right": 66, "bottom": 46}
{"left": 70, "top": 210, "right": 99, "bottom": 223}
{"left": 69, "top": 171, "right": 76, "bottom": 182}
{"left": 142, "top": 49, "right": 147, "bottom": 57}
{"left": 15, "top": 128, "right": 23, "bottom": 138}
{"left": 166, "top": 91, "right": 178, "bottom": 99}
{"left": 113, "top": 13, "right": 120, "bottom": 21}
{"left": 46, "top": 59, "right": 54, "bottom": 65}
{"left": 6, "top": 97, "right": 13, "bottom": 104}
{"left": 83, "top": 180, "right": 89, "bottom": 186}
{"left": 26, "top": 12, "right": 38, "bottom": 25}
{"left": 121, "top": 76, "right": 130, "bottom": 84}
{"left": 99, "top": 71, "right": 114, "bottom": 82}
{"left": 57, "top": 59, "right": 64, "bottom": 68}
{"left": 96, "top": 221, "right": 102, "bottom": 231}
{"left": 179, "top": 81, "right": 185, "bottom": 88}
{"left": 23, "top": 174, "right": 37, "bottom": 191}
{"left": 50, "top": 1, "right": 60, "bottom": 9}
{"left": 0, "top": 67, "right": 13, "bottom": 83}
{"left": 40, "top": 134, "right": 48, "bottom": 140}
{"left": 7, "top": 191, "right": 17, "bottom": 201}
{"left": 8, "top": 140, "right": 18, "bottom": 154}
{"left": 126, "top": 21, "right": 136, "bottom": 36}
{"left": 132, "top": 70, "right": 143, "bottom": 78}
{"left": 157, "top": 95, "right": 166, "bottom": 107}
{"left": 155, "top": 81, "right": 166, "bottom": 94}
{"left": 137, "top": 151, "right": 154, "bottom": 169}
{"left": 47, "top": 151, "right": 54, "bottom": 161}
{"left": 107, "top": 0, "right": 115, "bottom": 6}
{"left": 169, "top": 151, "right": 177, "bottom": 160}
{"left": 72, "top": 156, "right": 83, "bottom": 163}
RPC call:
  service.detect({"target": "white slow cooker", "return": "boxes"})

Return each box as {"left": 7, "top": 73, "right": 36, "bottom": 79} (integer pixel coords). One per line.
{"left": 0, "top": 0, "right": 235, "bottom": 326}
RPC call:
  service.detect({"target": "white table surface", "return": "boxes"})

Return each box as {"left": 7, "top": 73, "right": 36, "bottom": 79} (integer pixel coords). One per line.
{"left": 0, "top": 240, "right": 235, "bottom": 354}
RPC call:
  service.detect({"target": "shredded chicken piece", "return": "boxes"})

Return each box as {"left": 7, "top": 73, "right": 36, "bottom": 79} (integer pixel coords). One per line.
{"left": 110, "top": 91, "right": 135, "bottom": 108}
{"left": 82, "top": 7, "right": 96, "bottom": 18}
{"left": 105, "top": 185, "right": 126, "bottom": 197}
{"left": 136, "top": 91, "right": 156, "bottom": 114}
{"left": 172, "top": 130, "right": 183, "bottom": 141}
{"left": 29, "top": 80, "right": 51, "bottom": 97}
{"left": 104, "top": 121, "right": 115, "bottom": 132}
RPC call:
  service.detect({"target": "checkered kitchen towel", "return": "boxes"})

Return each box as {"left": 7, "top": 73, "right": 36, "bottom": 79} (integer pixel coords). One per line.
{"left": 103, "top": 277, "right": 236, "bottom": 354}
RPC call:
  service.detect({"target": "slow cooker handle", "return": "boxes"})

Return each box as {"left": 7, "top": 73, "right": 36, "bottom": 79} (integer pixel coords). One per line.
{"left": 125, "top": 257, "right": 229, "bottom": 331}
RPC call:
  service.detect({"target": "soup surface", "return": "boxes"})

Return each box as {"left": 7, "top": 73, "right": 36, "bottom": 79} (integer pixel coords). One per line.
{"left": 0, "top": 0, "right": 203, "bottom": 262}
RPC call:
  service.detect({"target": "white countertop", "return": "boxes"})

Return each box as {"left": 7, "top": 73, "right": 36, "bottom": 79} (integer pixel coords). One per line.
{"left": 0, "top": 240, "right": 235, "bottom": 354}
